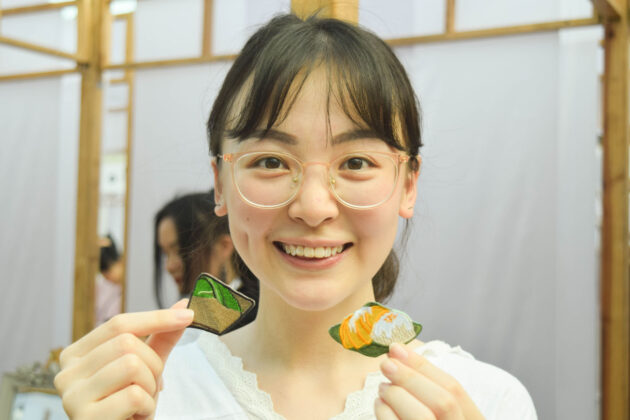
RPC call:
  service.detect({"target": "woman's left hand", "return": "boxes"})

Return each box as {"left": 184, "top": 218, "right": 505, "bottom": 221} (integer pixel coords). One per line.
{"left": 375, "top": 343, "right": 485, "bottom": 420}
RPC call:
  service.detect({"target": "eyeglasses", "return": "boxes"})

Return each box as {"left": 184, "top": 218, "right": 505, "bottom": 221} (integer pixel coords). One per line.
{"left": 218, "top": 150, "right": 416, "bottom": 209}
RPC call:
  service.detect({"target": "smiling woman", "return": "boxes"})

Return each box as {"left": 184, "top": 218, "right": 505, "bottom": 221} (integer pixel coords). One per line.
{"left": 53, "top": 13, "right": 536, "bottom": 420}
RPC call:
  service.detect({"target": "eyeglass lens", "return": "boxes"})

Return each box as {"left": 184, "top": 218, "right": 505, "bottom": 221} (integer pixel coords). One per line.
{"left": 232, "top": 152, "right": 399, "bottom": 208}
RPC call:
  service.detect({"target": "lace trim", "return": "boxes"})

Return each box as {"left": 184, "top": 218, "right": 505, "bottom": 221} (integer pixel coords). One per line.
{"left": 197, "top": 335, "right": 462, "bottom": 420}
{"left": 198, "top": 333, "right": 282, "bottom": 420}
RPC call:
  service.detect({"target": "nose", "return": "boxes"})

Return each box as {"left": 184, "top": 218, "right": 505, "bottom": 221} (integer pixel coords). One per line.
{"left": 287, "top": 164, "right": 339, "bottom": 227}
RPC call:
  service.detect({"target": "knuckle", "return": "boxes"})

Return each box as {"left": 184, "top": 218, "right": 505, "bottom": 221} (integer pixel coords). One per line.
{"left": 126, "top": 384, "right": 151, "bottom": 410}
{"left": 444, "top": 378, "right": 463, "bottom": 398}
{"left": 434, "top": 394, "right": 457, "bottom": 416}
{"left": 58, "top": 347, "right": 70, "bottom": 368}
{"left": 115, "top": 332, "right": 138, "bottom": 354}
{"left": 412, "top": 354, "right": 428, "bottom": 371}
{"left": 107, "top": 314, "right": 128, "bottom": 334}
{"left": 60, "top": 395, "right": 74, "bottom": 417}
{"left": 53, "top": 370, "right": 67, "bottom": 393}
{"left": 61, "top": 381, "right": 84, "bottom": 416}
{"left": 120, "top": 353, "right": 143, "bottom": 374}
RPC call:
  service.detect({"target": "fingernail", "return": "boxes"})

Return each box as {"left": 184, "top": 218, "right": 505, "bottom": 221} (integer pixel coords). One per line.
{"left": 378, "top": 382, "right": 390, "bottom": 397}
{"left": 175, "top": 309, "right": 194, "bottom": 322}
{"left": 381, "top": 359, "right": 398, "bottom": 376}
{"left": 389, "top": 342, "right": 408, "bottom": 360}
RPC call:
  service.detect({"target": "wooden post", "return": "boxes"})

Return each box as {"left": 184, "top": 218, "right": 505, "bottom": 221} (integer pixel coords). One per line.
{"left": 445, "top": 0, "right": 456, "bottom": 34}
{"left": 291, "top": 0, "right": 358, "bottom": 24}
{"left": 121, "top": 12, "right": 135, "bottom": 314}
{"left": 201, "top": 0, "right": 213, "bottom": 58}
{"left": 595, "top": 0, "right": 630, "bottom": 418}
{"left": 73, "top": 0, "right": 105, "bottom": 341}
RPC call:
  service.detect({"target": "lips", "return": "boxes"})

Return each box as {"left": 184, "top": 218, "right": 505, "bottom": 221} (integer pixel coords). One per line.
{"left": 274, "top": 242, "right": 351, "bottom": 259}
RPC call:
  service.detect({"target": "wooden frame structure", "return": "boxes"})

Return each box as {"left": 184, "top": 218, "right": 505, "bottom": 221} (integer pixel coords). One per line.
{"left": 0, "top": 0, "right": 628, "bottom": 417}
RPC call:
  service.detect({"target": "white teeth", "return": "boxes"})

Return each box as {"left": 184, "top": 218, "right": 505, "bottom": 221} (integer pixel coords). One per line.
{"left": 281, "top": 244, "right": 345, "bottom": 259}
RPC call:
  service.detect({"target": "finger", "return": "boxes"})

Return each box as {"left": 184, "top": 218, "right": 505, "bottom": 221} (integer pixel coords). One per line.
{"left": 56, "top": 333, "right": 163, "bottom": 392}
{"left": 378, "top": 383, "right": 436, "bottom": 420}
{"left": 61, "top": 300, "right": 193, "bottom": 367}
{"left": 380, "top": 358, "right": 463, "bottom": 420}
{"left": 389, "top": 343, "right": 479, "bottom": 416}
{"left": 90, "top": 384, "right": 155, "bottom": 419}
{"left": 146, "top": 299, "right": 192, "bottom": 362}
{"left": 374, "top": 397, "right": 400, "bottom": 420}
{"left": 65, "top": 353, "right": 157, "bottom": 409}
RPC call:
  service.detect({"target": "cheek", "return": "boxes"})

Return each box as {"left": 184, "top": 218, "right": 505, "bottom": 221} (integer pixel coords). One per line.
{"left": 351, "top": 206, "right": 400, "bottom": 255}
{"left": 227, "top": 200, "right": 273, "bottom": 257}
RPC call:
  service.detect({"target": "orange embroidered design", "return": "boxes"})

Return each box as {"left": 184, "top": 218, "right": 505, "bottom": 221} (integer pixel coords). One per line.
{"left": 329, "top": 302, "right": 422, "bottom": 357}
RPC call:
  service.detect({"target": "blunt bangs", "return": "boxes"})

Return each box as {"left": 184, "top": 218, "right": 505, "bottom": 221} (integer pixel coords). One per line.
{"left": 207, "top": 14, "right": 422, "bottom": 160}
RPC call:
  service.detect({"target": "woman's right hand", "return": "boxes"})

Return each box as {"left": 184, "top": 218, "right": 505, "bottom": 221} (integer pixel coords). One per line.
{"left": 54, "top": 299, "right": 194, "bottom": 419}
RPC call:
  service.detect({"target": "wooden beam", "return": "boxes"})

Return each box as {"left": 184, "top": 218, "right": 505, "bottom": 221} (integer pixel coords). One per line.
{"left": 1, "top": 1, "right": 76, "bottom": 16}
{"left": 592, "top": 0, "right": 623, "bottom": 20}
{"left": 387, "top": 17, "right": 599, "bottom": 47}
{"left": 103, "top": 54, "right": 236, "bottom": 70}
{"left": 445, "top": 0, "right": 456, "bottom": 34}
{"left": 600, "top": 0, "right": 630, "bottom": 418}
{"left": 0, "top": 67, "right": 78, "bottom": 82}
{"left": 0, "top": 35, "right": 79, "bottom": 61}
{"left": 72, "top": 0, "right": 105, "bottom": 341}
{"left": 291, "top": 0, "right": 358, "bottom": 24}
{"left": 201, "top": 0, "right": 213, "bottom": 58}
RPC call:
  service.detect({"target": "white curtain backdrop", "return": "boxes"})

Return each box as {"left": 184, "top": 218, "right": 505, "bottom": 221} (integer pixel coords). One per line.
{"left": 0, "top": 1, "right": 599, "bottom": 420}
{"left": 0, "top": 6, "right": 79, "bottom": 379}
{"left": 0, "top": 75, "right": 79, "bottom": 376}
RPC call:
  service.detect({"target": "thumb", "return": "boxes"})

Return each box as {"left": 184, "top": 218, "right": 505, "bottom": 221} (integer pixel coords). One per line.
{"left": 146, "top": 298, "right": 192, "bottom": 362}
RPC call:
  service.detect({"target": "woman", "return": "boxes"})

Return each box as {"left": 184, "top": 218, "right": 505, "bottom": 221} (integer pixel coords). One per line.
{"left": 54, "top": 14, "right": 536, "bottom": 419}
{"left": 154, "top": 191, "right": 257, "bottom": 307}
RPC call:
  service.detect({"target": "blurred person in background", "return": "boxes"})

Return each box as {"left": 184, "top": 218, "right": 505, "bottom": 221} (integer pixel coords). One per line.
{"left": 154, "top": 190, "right": 259, "bottom": 308}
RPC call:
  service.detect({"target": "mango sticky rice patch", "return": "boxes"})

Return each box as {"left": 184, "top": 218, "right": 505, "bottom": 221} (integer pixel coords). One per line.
{"left": 329, "top": 302, "right": 422, "bottom": 357}
{"left": 187, "top": 273, "right": 256, "bottom": 335}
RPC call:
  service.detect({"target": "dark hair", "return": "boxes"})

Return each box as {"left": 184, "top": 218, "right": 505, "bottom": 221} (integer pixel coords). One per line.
{"left": 207, "top": 14, "right": 422, "bottom": 301}
{"left": 100, "top": 234, "right": 121, "bottom": 273}
{"left": 153, "top": 191, "right": 259, "bottom": 308}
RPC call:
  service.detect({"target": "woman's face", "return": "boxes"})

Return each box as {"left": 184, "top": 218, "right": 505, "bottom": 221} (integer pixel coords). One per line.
{"left": 157, "top": 217, "right": 185, "bottom": 293}
{"left": 214, "top": 70, "right": 418, "bottom": 312}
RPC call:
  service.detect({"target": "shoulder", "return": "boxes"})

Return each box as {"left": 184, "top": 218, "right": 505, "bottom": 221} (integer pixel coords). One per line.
{"left": 155, "top": 331, "right": 249, "bottom": 419}
{"left": 415, "top": 341, "right": 538, "bottom": 420}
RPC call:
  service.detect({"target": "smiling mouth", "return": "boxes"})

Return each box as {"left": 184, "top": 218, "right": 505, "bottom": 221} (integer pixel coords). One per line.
{"left": 274, "top": 242, "right": 352, "bottom": 259}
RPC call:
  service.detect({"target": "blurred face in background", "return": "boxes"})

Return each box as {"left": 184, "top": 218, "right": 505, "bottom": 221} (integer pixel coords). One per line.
{"left": 157, "top": 217, "right": 185, "bottom": 292}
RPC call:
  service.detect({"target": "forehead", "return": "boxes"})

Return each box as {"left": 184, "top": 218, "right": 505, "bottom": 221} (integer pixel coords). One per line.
{"left": 228, "top": 69, "right": 378, "bottom": 141}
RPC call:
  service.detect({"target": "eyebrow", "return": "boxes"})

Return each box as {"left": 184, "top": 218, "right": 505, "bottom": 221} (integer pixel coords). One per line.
{"left": 249, "top": 128, "right": 383, "bottom": 145}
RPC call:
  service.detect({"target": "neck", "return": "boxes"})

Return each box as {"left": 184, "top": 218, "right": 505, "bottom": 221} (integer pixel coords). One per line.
{"left": 225, "top": 284, "right": 378, "bottom": 374}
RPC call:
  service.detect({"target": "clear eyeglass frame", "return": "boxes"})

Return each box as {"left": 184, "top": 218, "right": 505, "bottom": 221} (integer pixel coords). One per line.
{"left": 217, "top": 150, "right": 416, "bottom": 210}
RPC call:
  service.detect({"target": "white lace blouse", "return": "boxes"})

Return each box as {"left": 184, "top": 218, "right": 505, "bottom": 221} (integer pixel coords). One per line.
{"left": 155, "top": 329, "right": 537, "bottom": 420}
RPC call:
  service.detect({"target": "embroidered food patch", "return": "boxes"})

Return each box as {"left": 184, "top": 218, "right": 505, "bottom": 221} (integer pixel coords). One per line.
{"left": 187, "top": 273, "right": 256, "bottom": 335}
{"left": 329, "top": 302, "right": 422, "bottom": 357}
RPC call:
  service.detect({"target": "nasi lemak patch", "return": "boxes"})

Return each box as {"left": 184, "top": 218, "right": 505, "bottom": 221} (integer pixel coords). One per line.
{"left": 187, "top": 273, "right": 256, "bottom": 335}
{"left": 329, "top": 302, "right": 422, "bottom": 357}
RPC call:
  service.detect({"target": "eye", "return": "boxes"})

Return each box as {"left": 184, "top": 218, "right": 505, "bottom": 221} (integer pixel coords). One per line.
{"left": 249, "top": 154, "right": 289, "bottom": 170}
{"left": 340, "top": 156, "right": 374, "bottom": 171}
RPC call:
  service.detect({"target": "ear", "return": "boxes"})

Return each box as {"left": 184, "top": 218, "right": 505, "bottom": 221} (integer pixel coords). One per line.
{"left": 212, "top": 160, "right": 227, "bottom": 217}
{"left": 398, "top": 165, "right": 420, "bottom": 219}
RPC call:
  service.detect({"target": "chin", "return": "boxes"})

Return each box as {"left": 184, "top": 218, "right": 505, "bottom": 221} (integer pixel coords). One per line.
{"left": 275, "top": 281, "right": 367, "bottom": 313}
